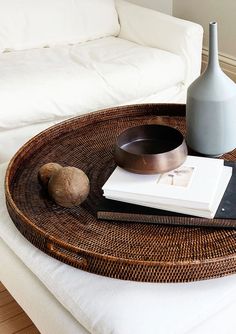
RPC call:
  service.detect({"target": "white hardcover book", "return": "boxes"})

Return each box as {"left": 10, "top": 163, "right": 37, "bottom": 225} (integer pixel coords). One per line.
{"left": 103, "top": 156, "right": 225, "bottom": 211}
{"left": 105, "top": 166, "right": 232, "bottom": 219}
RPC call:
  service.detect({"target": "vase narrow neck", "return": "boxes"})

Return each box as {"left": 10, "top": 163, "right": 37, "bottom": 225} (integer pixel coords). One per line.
{"left": 207, "top": 22, "right": 220, "bottom": 71}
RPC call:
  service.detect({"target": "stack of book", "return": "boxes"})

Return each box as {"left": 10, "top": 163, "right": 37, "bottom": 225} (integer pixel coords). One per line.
{"left": 102, "top": 156, "right": 232, "bottom": 219}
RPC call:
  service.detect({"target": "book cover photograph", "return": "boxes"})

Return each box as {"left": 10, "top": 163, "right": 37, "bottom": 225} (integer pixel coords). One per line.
{"left": 156, "top": 166, "right": 194, "bottom": 187}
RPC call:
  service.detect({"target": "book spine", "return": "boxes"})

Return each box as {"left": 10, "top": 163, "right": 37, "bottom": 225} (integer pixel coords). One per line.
{"left": 97, "top": 212, "right": 236, "bottom": 228}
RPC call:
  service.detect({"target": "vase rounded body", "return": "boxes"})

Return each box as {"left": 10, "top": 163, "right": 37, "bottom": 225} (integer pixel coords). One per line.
{"left": 186, "top": 22, "right": 236, "bottom": 156}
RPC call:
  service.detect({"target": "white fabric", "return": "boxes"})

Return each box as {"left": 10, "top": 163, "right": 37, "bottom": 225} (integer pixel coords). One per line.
{"left": 116, "top": 0, "right": 203, "bottom": 86}
{"left": 0, "top": 84, "right": 185, "bottom": 163}
{"left": 0, "top": 37, "right": 185, "bottom": 131}
{"left": 0, "top": 0, "right": 120, "bottom": 52}
{"left": 0, "top": 237, "right": 89, "bottom": 334}
{"left": 1, "top": 162, "right": 236, "bottom": 334}
{"left": 0, "top": 1, "right": 203, "bottom": 164}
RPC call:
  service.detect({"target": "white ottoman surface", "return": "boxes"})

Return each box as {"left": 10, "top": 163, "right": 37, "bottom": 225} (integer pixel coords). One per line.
{"left": 1, "top": 162, "right": 236, "bottom": 334}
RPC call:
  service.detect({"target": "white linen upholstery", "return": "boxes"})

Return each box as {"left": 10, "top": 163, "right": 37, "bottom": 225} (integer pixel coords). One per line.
{"left": 0, "top": 0, "right": 120, "bottom": 52}
{"left": 116, "top": 0, "right": 203, "bottom": 86}
{"left": 0, "top": 85, "right": 184, "bottom": 163}
{"left": 0, "top": 0, "right": 203, "bottom": 163}
{"left": 1, "top": 162, "right": 236, "bottom": 334}
{"left": 0, "top": 238, "right": 89, "bottom": 334}
{"left": 0, "top": 37, "right": 185, "bottom": 131}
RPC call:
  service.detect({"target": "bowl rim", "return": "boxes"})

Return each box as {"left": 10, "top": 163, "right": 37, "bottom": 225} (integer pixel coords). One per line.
{"left": 115, "top": 124, "right": 186, "bottom": 157}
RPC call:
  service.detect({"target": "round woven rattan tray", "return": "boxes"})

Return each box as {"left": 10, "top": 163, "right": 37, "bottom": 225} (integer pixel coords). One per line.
{"left": 5, "top": 104, "right": 236, "bottom": 283}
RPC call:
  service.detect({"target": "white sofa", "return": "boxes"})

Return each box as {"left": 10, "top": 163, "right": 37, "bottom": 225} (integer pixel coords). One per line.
{"left": 0, "top": 0, "right": 203, "bottom": 163}
{"left": 0, "top": 1, "right": 213, "bottom": 334}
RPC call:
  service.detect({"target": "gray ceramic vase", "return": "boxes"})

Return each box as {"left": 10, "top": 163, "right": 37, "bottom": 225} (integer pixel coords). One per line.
{"left": 186, "top": 21, "right": 236, "bottom": 157}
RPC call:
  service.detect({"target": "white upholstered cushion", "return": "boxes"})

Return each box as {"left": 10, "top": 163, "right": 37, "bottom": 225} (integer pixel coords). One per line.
{"left": 116, "top": 0, "right": 203, "bottom": 86}
{"left": 0, "top": 0, "right": 119, "bottom": 52}
{"left": 0, "top": 36, "right": 185, "bottom": 130}
{"left": 0, "top": 239, "right": 89, "bottom": 334}
{"left": 1, "top": 162, "right": 236, "bottom": 334}
{"left": 0, "top": 85, "right": 185, "bottom": 163}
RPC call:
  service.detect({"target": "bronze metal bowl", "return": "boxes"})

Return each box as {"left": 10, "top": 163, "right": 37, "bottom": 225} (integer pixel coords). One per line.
{"left": 114, "top": 124, "right": 187, "bottom": 174}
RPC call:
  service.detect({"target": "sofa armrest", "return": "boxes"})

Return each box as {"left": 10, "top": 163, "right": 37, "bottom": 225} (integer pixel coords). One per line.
{"left": 116, "top": 0, "right": 203, "bottom": 86}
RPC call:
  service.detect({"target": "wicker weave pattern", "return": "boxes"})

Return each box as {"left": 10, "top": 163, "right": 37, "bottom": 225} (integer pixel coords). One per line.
{"left": 5, "top": 104, "right": 236, "bottom": 282}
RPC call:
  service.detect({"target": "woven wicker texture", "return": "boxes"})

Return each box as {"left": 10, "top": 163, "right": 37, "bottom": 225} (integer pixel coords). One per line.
{"left": 5, "top": 104, "right": 236, "bottom": 282}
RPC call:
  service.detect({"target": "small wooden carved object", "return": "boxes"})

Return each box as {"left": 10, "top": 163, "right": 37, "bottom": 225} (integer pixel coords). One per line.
{"left": 38, "top": 162, "right": 62, "bottom": 187}
{"left": 38, "top": 164, "right": 90, "bottom": 207}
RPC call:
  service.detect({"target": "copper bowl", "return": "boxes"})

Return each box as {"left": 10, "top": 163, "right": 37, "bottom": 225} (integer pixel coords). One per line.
{"left": 114, "top": 124, "right": 187, "bottom": 174}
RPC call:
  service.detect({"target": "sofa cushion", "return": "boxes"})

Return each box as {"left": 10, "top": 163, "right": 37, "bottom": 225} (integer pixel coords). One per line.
{"left": 0, "top": 37, "right": 185, "bottom": 130}
{"left": 0, "top": 0, "right": 120, "bottom": 52}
